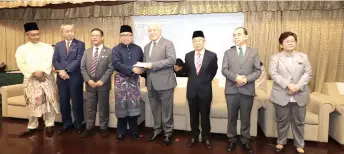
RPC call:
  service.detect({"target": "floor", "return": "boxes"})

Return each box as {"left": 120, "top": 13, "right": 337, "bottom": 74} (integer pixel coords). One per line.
{"left": 0, "top": 117, "right": 343, "bottom": 154}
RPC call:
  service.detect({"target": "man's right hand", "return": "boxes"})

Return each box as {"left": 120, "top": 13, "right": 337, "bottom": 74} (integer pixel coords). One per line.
{"left": 235, "top": 75, "right": 247, "bottom": 87}
{"left": 88, "top": 80, "right": 97, "bottom": 88}
{"left": 132, "top": 67, "right": 144, "bottom": 74}
{"left": 58, "top": 70, "right": 69, "bottom": 80}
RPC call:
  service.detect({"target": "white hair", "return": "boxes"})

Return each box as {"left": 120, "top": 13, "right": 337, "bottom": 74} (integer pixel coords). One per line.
{"left": 60, "top": 24, "right": 74, "bottom": 32}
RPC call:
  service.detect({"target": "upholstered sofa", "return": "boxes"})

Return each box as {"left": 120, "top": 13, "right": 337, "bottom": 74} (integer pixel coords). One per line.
{"left": 0, "top": 74, "right": 146, "bottom": 128}
{"left": 143, "top": 78, "right": 265, "bottom": 137}
{"left": 321, "top": 82, "right": 344, "bottom": 145}
{"left": 258, "top": 80, "right": 335, "bottom": 143}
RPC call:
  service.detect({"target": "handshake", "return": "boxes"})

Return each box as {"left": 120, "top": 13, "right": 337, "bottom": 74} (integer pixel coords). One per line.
{"left": 132, "top": 62, "right": 152, "bottom": 75}
{"left": 235, "top": 74, "right": 247, "bottom": 87}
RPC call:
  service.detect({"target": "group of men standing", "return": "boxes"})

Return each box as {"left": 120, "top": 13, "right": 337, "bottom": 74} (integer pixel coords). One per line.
{"left": 15, "top": 21, "right": 261, "bottom": 154}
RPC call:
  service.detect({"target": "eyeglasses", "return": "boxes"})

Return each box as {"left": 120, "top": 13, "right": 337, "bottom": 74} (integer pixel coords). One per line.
{"left": 91, "top": 34, "right": 102, "bottom": 37}
{"left": 120, "top": 34, "right": 133, "bottom": 37}
{"left": 283, "top": 40, "right": 296, "bottom": 44}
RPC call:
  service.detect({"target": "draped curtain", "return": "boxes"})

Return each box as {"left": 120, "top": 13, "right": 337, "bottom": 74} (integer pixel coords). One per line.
{"left": 0, "top": 1, "right": 343, "bottom": 92}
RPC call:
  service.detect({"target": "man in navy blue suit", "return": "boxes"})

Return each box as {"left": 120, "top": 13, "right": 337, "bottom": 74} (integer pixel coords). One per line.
{"left": 53, "top": 24, "right": 85, "bottom": 133}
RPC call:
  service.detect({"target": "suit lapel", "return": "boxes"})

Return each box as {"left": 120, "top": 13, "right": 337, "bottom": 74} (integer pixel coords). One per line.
{"left": 241, "top": 47, "right": 250, "bottom": 65}
{"left": 279, "top": 56, "right": 293, "bottom": 75}
{"left": 87, "top": 48, "right": 93, "bottom": 72}
{"left": 150, "top": 37, "right": 163, "bottom": 59}
{"left": 199, "top": 50, "right": 210, "bottom": 75}
{"left": 190, "top": 51, "right": 196, "bottom": 75}
{"left": 96, "top": 47, "right": 107, "bottom": 68}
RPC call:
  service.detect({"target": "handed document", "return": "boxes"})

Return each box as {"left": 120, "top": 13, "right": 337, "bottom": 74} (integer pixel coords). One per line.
{"left": 133, "top": 62, "right": 150, "bottom": 68}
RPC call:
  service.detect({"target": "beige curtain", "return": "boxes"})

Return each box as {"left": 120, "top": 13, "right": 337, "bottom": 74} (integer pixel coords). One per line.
{"left": 1, "top": 1, "right": 344, "bottom": 91}
{"left": 0, "top": 16, "right": 131, "bottom": 70}
{"left": 245, "top": 10, "right": 344, "bottom": 92}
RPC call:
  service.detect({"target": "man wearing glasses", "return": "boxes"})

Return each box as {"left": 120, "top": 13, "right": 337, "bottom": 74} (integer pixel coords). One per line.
{"left": 112, "top": 25, "right": 144, "bottom": 142}
{"left": 80, "top": 28, "right": 114, "bottom": 138}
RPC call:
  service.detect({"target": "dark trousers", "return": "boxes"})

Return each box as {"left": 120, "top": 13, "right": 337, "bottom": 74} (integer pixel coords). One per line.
{"left": 226, "top": 93, "right": 254, "bottom": 144}
{"left": 187, "top": 92, "right": 211, "bottom": 140}
{"left": 58, "top": 83, "right": 84, "bottom": 129}
{"left": 117, "top": 116, "right": 139, "bottom": 136}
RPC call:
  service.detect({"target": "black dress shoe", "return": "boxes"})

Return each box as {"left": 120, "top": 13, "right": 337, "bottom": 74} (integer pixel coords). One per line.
{"left": 45, "top": 126, "right": 54, "bottom": 138}
{"left": 203, "top": 139, "right": 213, "bottom": 150}
{"left": 19, "top": 129, "right": 37, "bottom": 137}
{"left": 187, "top": 137, "right": 198, "bottom": 147}
{"left": 80, "top": 129, "right": 93, "bottom": 138}
{"left": 227, "top": 141, "right": 237, "bottom": 152}
{"left": 243, "top": 142, "right": 253, "bottom": 154}
{"left": 147, "top": 133, "right": 160, "bottom": 141}
{"left": 133, "top": 134, "right": 140, "bottom": 140}
{"left": 58, "top": 126, "right": 73, "bottom": 134}
{"left": 100, "top": 129, "right": 109, "bottom": 137}
{"left": 116, "top": 134, "right": 125, "bottom": 142}
{"left": 163, "top": 136, "right": 172, "bottom": 146}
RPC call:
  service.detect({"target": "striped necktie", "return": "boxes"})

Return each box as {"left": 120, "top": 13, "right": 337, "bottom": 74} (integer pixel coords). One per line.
{"left": 90, "top": 48, "right": 99, "bottom": 77}
{"left": 196, "top": 52, "right": 202, "bottom": 75}
{"left": 66, "top": 41, "right": 71, "bottom": 53}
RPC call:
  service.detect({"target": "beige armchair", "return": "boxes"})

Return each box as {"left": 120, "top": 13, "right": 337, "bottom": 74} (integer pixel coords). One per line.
{"left": 1, "top": 74, "right": 145, "bottom": 128}
{"left": 258, "top": 80, "right": 335, "bottom": 143}
{"left": 321, "top": 82, "right": 344, "bottom": 145}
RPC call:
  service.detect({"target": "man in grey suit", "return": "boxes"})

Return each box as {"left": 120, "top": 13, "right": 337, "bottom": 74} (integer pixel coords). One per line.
{"left": 80, "top": 28, "right": 114, "bottom": 138}
{"left": 269, "top": 32, "right": 312, "bottom": 154}
{"left": 222, "top": 27, "right": 261, "bottom": 154}
{"left": 140, "top": 24, "right": 177, "bottom": 146}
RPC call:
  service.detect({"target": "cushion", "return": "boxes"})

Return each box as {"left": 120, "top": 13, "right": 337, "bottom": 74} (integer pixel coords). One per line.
{"left": 305, "top": 111, "right": 318, "bottom": 125}
{"left": 7, "top": 96, "right": 26, "bottom": 106}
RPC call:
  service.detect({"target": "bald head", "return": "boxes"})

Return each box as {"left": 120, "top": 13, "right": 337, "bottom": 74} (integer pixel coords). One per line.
{"left": 148, "top": 24, "right": 162, "bottom": 41}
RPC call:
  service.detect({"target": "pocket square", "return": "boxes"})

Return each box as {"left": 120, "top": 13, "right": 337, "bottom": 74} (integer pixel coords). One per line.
{"left": 101, "top": 56, "right": 108, "bottom": 58}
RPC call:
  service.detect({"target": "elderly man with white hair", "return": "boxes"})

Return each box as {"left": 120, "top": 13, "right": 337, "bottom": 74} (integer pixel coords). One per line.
{"left": 137, "top": 24, "right": 176, "bottom": 146}
{"left": 53, "top": 24, "right": 85, "bottom": 134}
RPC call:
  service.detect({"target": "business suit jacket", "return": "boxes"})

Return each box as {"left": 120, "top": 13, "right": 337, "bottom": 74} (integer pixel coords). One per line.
{"left": 53, "top": 39, "right": 85, "bottom": 85}
{"left": 184, "top": 50, "right": 218, "bottom": 100}
{"left": 143, "top": 37, "right": 177, "bottom": 91}
{"left": 80, "top": 46, "right": 114, "bottom": 91}
{"left": 221, "top": 47, "right": 261, "bottom": 96}
{"left": 269, "top": 51, "right": 312, "bottom": 106}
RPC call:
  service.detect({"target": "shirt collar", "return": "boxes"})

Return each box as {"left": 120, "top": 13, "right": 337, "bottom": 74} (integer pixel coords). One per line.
{"left": 283, "top": 51, "right": 295, "bottom": 57}
{"left": 195, "top": 48, "right": 205, "bottom": 55}
{"left": 93, "top": 44, "right": 103, "bottom": 50}
{"left": 152, "top": 36, "right": 162, "bottom": 44}
{"left": 236, "top": 45, "right": 247, "bottom": 51}
{"left": 65, "top": 39, "right": 73, "bottom": 44}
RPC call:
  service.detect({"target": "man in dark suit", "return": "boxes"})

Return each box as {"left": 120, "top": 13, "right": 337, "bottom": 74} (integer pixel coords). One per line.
{"left": 184, "top": 31, "right": 218, "bottom": 150}
{"left": 80, "top": 28, "right": 114, "bottom": 138}
{"left": 53, "top": 24, "right": 85, "bottom": 133}
{"left": 222, "top": 27, "right": 261, "bottom": 154}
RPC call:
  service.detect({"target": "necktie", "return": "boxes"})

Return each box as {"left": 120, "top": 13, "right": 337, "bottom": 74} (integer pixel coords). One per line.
{"left": 149, "top": 41, "right": 156, "bottom": 57}
{"left": 90, "top": 48, "right": 99, "bottom": 77}
{"left": 66, "top": 41, "right": 71, "bottom": 53}
{"left": 239, "top": 47, "right": 244, "bottom": 64}
{"left": 196, "top": 52, "right": 202, "bottom": 75}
